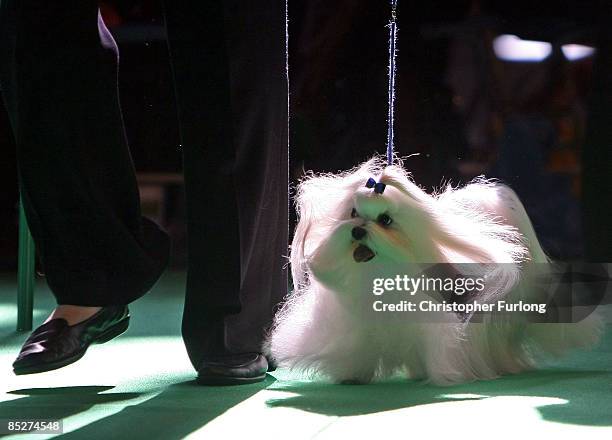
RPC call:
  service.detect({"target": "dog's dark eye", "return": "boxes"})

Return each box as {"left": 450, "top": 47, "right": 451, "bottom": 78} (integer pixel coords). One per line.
{"left": 351, "top": 208, "right": 358, "bottom": 218}
{"left": 377, "top": 213, "right": 393, "bottom": 227}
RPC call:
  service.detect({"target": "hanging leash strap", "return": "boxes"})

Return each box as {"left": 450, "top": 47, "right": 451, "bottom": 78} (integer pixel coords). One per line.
{"left": 366, "top": 0, "right": 398, "bottom": 194}
{"left": 386, "top": 0, "right": 398, "bottom": 166}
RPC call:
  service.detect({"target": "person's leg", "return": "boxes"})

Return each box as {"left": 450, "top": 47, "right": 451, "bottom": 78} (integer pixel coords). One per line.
{"left": 1, "top": 1, "right": 170, "bottom": 374}
{"left": 164, "top": 0, "right": 288, "bottom": 370}
{"left": 222, "top": 1, "right": 289, "bottom": 355}
{"left": 164, "top": 1, "right": 241, "bottom": 366}
{"left": 0, "top": 1, "right": 170, "bottom": 313}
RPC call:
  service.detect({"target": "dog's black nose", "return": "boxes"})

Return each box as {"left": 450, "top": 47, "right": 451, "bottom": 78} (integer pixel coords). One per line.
{"left": 352, "top": 226, "right": 367, "bottom": 240}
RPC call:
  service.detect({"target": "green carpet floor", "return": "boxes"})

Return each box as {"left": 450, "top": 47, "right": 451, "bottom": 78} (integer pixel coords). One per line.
{"left": 1, "top": 271, "right": 611, "bottom": 439}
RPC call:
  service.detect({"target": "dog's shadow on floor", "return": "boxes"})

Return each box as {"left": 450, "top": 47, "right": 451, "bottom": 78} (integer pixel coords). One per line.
{"left": 267, "top": 369, "right": 612, "bottom": 426}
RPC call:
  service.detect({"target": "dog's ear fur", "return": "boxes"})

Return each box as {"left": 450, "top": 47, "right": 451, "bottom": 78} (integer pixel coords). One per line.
{"left": 291, "top": 158, "right": 386, "bottom": 289}
{"left": 432, "top": 183, "right": 528, "bottom": 266}
{"left": 378, "top": 163, "right": 528, "bottom": 298}
{"left": 379, "top": 165, "right": 527, "bottom": 264}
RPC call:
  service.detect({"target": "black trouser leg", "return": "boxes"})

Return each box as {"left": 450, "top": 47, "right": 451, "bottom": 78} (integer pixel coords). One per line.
{"left": 164, "top": 1, "right": 288, "bottom": 368}
{"left": 0, "top": 0, "right": 170, "bottom": 306}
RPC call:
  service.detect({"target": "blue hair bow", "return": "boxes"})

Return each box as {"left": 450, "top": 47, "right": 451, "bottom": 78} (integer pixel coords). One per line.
{"left": 365, "top": 177, "right": 386, "bottom": 194}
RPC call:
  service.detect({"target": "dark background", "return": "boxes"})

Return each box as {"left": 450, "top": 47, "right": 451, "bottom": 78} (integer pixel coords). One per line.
{"left": 1, "top": 0, "right": 610, "bottom": 270}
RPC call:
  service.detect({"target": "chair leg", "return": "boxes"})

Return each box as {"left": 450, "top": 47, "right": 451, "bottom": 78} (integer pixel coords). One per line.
{"left": 17, "top": 195, "right": 35, "bottom": 332}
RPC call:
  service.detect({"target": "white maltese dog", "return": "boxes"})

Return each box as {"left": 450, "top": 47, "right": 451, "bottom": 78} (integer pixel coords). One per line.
{"left": 266, "top": 157, "right": 601, "bottom": 385}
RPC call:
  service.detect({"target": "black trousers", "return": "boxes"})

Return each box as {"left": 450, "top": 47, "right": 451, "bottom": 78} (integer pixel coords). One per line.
{"left": 0, "top": 0, "right": 289, "bottom": 369}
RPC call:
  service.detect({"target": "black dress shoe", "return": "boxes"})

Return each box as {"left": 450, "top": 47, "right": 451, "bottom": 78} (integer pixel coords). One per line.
{"left": 13, "top": 305, "right": 130, "bottom": 375}
{"left": 197, "top": 352, "right": 269, "bottom": 385}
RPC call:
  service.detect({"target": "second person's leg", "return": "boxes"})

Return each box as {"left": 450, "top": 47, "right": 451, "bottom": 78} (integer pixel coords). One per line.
{"left": 164, "top": 0, "right": 289, "bottom": 377}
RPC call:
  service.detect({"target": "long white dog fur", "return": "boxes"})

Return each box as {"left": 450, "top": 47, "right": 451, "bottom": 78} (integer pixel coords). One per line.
{"left": 266, "top": 157, "right": 602, "bottom": 385}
